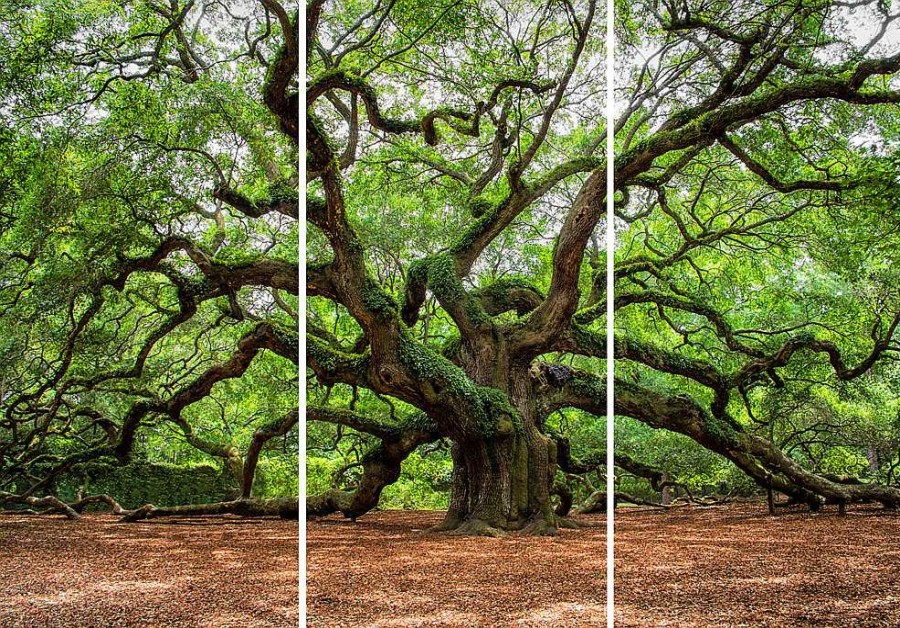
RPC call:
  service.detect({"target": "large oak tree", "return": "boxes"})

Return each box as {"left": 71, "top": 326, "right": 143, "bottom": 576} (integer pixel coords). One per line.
{"left": 307, "top": 0, "right": 900, "bottom": 536}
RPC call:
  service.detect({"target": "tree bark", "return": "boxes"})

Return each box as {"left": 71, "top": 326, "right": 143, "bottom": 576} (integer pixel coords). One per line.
{"left": 661, "top": 472, "right": 673, "bottom": 506}
{"left": 431, "top": 367, "right": 558, "bottom": 536}
{"left": 121, "top": 497, "right": 298, "bottom": 522}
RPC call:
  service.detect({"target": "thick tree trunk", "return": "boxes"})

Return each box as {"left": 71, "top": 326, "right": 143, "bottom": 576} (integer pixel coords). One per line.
{"left": 432, "top": 368, "right": 558, "bottom": 536}
{"left": 432, "top": 431, "right": 555, "bottom": 535}
{"left": 432, "top": 434, "right": 556, "bottom": 535}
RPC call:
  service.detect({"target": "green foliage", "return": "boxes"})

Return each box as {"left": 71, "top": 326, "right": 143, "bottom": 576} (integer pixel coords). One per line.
{"left": 306, "top": 457, "right": 343, "bottom": 497}
{"left": 307, "top": 0, "right": 900, "bottom": 516}
{"left": 0, "top": 0, "right": 298, "bottom": 506}
{"left": 380, "top": 452, "right": 452, "bottom": 510}
{"left": 252, "top": 456, "right": 300, "bottom": 499}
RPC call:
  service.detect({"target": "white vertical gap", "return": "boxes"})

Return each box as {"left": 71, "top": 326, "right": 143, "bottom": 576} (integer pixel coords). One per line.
{"left": 298, "top": 16, "right": 308, "bottom": 628}
{"left": 298, "top": 209, "right": 307, "bottom": 628}
{"left": 605, "top": 0, "right": 616, "bottom": 624}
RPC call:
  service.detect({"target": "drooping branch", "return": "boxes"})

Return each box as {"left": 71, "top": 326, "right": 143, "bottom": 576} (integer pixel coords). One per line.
{"left": 242, "top": 408, "right": 299, "bottom": 499}
{"left": 538, "top": 363, "right": 900, "bottom": 509}
{"left": 306, "top": 407, "right": 439, "bottom": 519}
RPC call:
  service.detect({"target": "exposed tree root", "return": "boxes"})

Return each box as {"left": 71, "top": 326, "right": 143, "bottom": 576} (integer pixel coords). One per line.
{"left": 306, "top": 489, "right": 358, "bottom": 519}
{"left": 70, "top": 494, "right": 127, "bottom": 515}
{"left": 520, "top": 516, "right": 559, "bottom": 536}
{"left": 427, "top": 514, "right": 464, "bottom": 533}
{"left": 1, "top": 492, "right": 298, "bottom": 522}
{"left": 428, "top": 512, "right": 566, "bottom": 537}
{"left": 445, "top": 518, "right": 506, "bottom": 537}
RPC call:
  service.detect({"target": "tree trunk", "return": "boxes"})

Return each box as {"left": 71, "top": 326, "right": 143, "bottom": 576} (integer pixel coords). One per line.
{"left": 432, "top": 368, "right": 558, "bottom": 536}
{"left": 867, "top": 445, "right": 879, "bottom": 474}
{"left": 661, "top": 472, "right": 672, "bottom": 506}
{"left": 433, "top": 430, "right": 556, "bottom": 535}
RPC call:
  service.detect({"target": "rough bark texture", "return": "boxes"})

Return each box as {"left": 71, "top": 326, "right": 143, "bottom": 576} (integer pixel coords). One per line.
{"left": 428, "top": 356, "right": 559, "bottom": 536}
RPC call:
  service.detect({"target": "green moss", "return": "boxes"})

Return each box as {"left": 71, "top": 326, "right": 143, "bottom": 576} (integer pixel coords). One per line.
{"left": 406, "top": 258, "right": 429, "bottom": 286}
{"left": 574, "top": 302, "right": 604, "bottom": 324}
{"left": 397, "top": 331, "right": 521, "bottom": 437}
{"left": 272, "top": 322, "right": 298, "bottom": 349}
{"left": 361, "top": 278, "right": 398, "bottom": 313}
{"left": 568, "top": 369, "right": 606, "bottom": 400}
{"left": 398, "top": 330, "right": 471, "bottom": 388}
{"left": 478, "top": 387, "right": 522, "bottom": 435}
{"left": 407, "top": 253, "right": 491, "bottom": 326}
{"left": 425, "top": 253, "right": 464, "bottom": 303}
{"left": 571, "top": 324, "right": 605, "bottom": 356}
{"left": 405, "top": 411, "right": 438, "bottom": 433}
{"left": 535, "top": 156, "right": 602, "bottom": 190}
{"left": 307, "top": 334, "right": 367, "bottom": 376}
{"left": 703, "top": 413, "right": 736, "bottom": 445}
{"left": 476, "top": 277, "right": 543, "bottom": 316}
{"left": 467, "top": 196, "right": 493, "bottom": 217}
{"left": 440, "top": 334, "right": 462, "bottom": 359}
{"left": 449, "top": 201, "right": 501, "bottom": 255}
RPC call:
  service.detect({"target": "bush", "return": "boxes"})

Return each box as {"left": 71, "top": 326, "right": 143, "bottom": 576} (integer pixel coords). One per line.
{"left": 56, "top": 460, "right": 236, "bottom": 509}
{"left": 306, "top": 456, "right": 342, "bottom": 496}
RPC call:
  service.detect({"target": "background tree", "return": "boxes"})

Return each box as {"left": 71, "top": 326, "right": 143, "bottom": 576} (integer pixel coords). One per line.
{"left": 0, "top": 0, "right": 299, "bottom": 519}
{"left": 307, "top": 0, "right": 900, "bottom": 534}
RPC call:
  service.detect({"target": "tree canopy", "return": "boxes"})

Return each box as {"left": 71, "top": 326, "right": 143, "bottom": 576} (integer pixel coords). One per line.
{"left": 306, "top": 0, "right": 900, "bottom": 535}
{"left": 0, "top": 0, "right": 299, "bottom": 519}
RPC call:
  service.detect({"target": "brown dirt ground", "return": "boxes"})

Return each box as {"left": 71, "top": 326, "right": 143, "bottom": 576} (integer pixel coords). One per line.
{"left": 308, "top": 503, "right": 900, "bottom": 627}
{"left": 0, "top": 512, "right": 298, "bottom": 627}
{"left": 616, "top": 503, "right": 900, "bottom": 627}
{"left": 307, "top": 511, "right": 607, "bottom": 627}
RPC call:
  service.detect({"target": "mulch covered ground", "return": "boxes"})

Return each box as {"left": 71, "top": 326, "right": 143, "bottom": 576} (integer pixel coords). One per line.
{"left": 0, "top": 512, "right": 298, "bottom": 627}
{"left": 308, "top": 511, "right": 606, "bottom": 627}
{"left": 308, "top": 503, "right": 900, "bottom": 627}
{"left": 616, "top": 503, "right": 900, "bottom": 627}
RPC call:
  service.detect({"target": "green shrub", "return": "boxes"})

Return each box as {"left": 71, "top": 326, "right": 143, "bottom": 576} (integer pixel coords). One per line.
{"left": 57, "top": 460, "right": 236, "bottom": 509}
{"left": 306, "top": 456, "right": 342, "bottom": 495}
